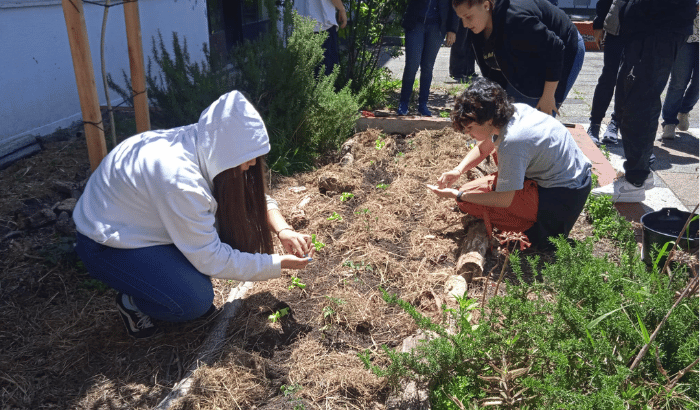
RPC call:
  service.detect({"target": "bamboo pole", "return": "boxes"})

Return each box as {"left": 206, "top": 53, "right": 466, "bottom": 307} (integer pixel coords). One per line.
{"left": 123, "top": 0, "right": 151, "bottom": 133}
{"left": 62, "top": 0, "right": 108, "bottom": 172}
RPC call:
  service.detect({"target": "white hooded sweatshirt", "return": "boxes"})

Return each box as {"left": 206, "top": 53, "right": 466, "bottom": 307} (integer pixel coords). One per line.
{"left": 73, "top": 91, "right": 282, "bottom": 281}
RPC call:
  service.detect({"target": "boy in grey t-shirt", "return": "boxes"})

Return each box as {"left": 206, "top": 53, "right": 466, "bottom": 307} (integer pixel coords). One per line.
{"left": 428, "top": 78, "right": 592, "bottom": 250}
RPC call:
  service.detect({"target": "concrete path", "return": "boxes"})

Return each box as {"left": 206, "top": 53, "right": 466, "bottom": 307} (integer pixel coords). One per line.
{"left": 379, "top": 46, "right": 699, "bottom": 217}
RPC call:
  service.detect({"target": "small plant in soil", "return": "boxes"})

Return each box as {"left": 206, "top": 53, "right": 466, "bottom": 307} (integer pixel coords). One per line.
{"left": 375, "top": 136, "right": 386, "bottom": 150}
{"left": 311, "top": 234, "right": 326, "bottom": 251}
{"left": 268, "top": 307, "right": 290, "bottom": 323}
{"left": 340, "top": 191, "right": 355, "bottom": 202}
{"left": 288, "top": 276, "right": 306, "bottom": 290}
{"left": 376, "top": 183, "right": 389, "bottom": 190}
{"left": 327, "top": 212, "right": 343, "bottom": 221}
{"left": 439, "top": 111, "right": 450, "bottom": 118}
{"left": 343, "top": 260, "right": 373, "bottom": 271}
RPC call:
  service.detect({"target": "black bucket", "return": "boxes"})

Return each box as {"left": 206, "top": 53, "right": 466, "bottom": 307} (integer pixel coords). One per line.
{"left": 640, "top": 208, "right": 699, "bottom": 266}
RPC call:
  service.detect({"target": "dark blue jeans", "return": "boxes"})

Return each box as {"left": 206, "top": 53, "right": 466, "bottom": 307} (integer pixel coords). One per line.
{"left": 321, "top": 25, "right": 340, "bottom": 76}
{"left": 400, "top": 21, "right": 444, "bottom": 106}
{"left": 506, "top": 32, "right": 585, "bottom": 116}
{"left": 75, "top": 232, "right": 215, "bottom": 322}
{"left": 449, "top": 23, "right": 475, "bottom": 78}
{"left": 615, "top": 32, "right": 687, "bottom": 185}
{"left": 590, "top": 33, "right": 625, "bottom": 124}
{"left": 662, "top": 41, "right": 699, "bottom": 125}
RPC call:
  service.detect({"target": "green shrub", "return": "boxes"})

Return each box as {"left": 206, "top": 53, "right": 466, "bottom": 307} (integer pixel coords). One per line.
{"left": 362, "top": 237, "right": 699, "bottom": 409}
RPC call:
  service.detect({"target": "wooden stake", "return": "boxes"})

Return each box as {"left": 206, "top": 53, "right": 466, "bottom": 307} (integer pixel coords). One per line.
{"left": 62, "top": 0, "right": 108, "bottom": 172}
{"left": 123, "top": 0, "right": 151, "bottom": 133}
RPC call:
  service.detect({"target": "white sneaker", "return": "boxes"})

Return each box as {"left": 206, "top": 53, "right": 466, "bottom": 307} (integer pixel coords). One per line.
{"left": 591, "top": 177, "right": 646, "bottom": 203}
{"left": 678, "top": 112, "right": 689, "bottom": 131}
{"left": 661, "top": 124, "right": 676, "bottom": 140}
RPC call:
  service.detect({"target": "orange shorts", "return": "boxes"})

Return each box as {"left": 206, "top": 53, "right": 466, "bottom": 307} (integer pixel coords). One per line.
{"left": 457, "top": 173, "right": 538, "bottom": 235}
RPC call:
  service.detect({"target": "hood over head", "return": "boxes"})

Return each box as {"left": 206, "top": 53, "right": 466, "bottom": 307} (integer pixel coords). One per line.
{"left": 195, "top": 91, "right": 270, "bottom": 187}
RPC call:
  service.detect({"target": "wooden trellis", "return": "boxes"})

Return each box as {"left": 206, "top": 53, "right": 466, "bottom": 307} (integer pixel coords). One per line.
{"left": 61, "top": 0, "right": 150, "bottom": 171}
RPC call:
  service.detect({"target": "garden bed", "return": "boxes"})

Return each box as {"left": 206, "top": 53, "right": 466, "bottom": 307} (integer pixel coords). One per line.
{"left": 0, "top": 118, "right": 688, "bottom": 409}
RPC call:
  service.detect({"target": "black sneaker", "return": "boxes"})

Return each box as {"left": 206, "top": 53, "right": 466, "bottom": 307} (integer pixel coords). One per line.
{"left": 587, "top": 123, "right": 601, "bottom": 146}
{"left": 116, "top": 293, "right": 158, "bottom": 339}
{"left": 601, "top": 120, "right": 619, "bottom": 144}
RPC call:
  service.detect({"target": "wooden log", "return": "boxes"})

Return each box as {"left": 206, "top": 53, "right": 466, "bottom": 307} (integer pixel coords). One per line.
{"left": 385, "top": 331, "right": 435, "bottom": 409}
{"left": 456, "top": 220, "right": 489, "bottom": 282}
{"left": 0, "top": 134, "right": 41, "bottom": 170}
{"left": 123, "top": 0, "right": 151, "bottom": 133}
{"left": 62, "top": 0, "right": 108, "bottom": 172}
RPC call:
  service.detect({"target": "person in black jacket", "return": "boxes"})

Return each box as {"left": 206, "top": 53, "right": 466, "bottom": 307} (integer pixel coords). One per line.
{"left": 398, "top": 0, "right": 459, "bottom": 116}
{"left": 452, "top": 0, "right": 585, "bottom": 116}
{"left": 591, "top": 0, "right": 696, "bottom": 203}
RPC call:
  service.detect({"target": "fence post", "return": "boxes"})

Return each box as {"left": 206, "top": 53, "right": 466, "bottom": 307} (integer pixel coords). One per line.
{"left": 123, "top": 0, "right": 151, "bottom": 133}
{"left": 61, "top": 0, "right": 108, "bottom": 172}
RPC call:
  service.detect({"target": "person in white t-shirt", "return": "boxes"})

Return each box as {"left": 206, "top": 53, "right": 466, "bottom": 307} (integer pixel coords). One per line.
{"left": 293, "top": 0, "right": 347, "bottom": 75}
{"left": 73, "top": 91, "right": 315, "bottom": 338}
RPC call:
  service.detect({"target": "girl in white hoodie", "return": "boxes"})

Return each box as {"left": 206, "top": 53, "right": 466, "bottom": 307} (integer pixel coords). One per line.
{"left": 73, "top": 91, "right": 314, "bottom": 338}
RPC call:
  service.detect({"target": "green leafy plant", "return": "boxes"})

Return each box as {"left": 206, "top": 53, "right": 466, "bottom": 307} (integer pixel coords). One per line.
{"left": 340, "top": 192, "right": 355, "bottom": 202}
{"left": 268, "top": 307, "right": 290, "bottom": 323}
{"left": 375, "top": 136, "right": 386, "bottom": 150}
{"left": 343, "top": 260, "right": 373, "bottom": 271}
{"left": 376, "top": 183, "right": 389, "bottom": 190}
{"left": 311, "top": 234, "right": 326, "bottom": 251}
{"left": 327, "top": 211, "right": 343, "bottom": 221}
{"left": 288, "top": 276, "right": 306, "bottom": 290}
{"left": 439, "top": 111, "right": 450, "bottom": 118}
{"left": 600, "top": 144, "right": 611, "bottom": 160}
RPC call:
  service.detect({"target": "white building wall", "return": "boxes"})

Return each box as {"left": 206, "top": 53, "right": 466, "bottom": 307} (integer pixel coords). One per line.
{"left": 0, "top": 0, "right": 209, "bottom": 142}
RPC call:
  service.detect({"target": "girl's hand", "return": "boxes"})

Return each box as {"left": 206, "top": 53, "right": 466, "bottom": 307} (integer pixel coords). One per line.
{"left": 278, "top": 229, "right": 314, "bottom": 259}
{"left": 437, "top": 169, "right": 461, "bottom": 189}
{"left": 426, "top": 184, "right": 459, "bottom": 200}
{"left": 445, "top": 32, "right": 456, "bottom": 47}
{"left": 536, "top": 95, "right": 558, "bottom": 117}
{"left": 280, "top": 254, "right": 313, "bottom": 270}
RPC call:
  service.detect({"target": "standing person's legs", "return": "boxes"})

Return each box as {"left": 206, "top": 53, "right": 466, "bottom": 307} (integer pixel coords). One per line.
{"left": 321, "top": 25, "right": 340, "bottom": 76}
{"left": 662, "top": 41, "right": 696, "bottom": 126}
{"left": 615, "top": 32, "right": 686, "bottom": 186}
{"left": 449, "top": 24, "right": 470, "bottom": 79}
{"left": 75, "top": 232, "right": 215, "bottom": 322}
{"left": 679, "top": 42, "right": 699, "bottom": 116}
{"left": 417, "top": 22, "right": 445, "bottom": 115}
{"left": 590, "top": 33, "right": 625, "bottom": 125}
{"left": 400, "top": 23, "right": 427, "bottom": 113}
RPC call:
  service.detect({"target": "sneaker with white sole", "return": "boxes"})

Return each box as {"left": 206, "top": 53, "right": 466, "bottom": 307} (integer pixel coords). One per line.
{"left": 116, "top": 293, "right": 158, "bottom": 339}
{"left": 678, "top": 112, "right": 689, "bottom": 131}
{"left": 590, "top": 176, "right": 646, "bottom": 203}
{"left": 661, "top": 124, "right": 676, "bottom": 140}
{"left": 601, "top": 120, "right": 619, "bottom": 144}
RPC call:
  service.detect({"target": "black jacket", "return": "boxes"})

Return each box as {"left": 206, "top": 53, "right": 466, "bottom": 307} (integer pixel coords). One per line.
{"left": 402, "top": 0, "right": 459, "bottom": 37}
{"left": 470, "top": 0, "right": 580, "bottom": 103}
{"left": 616, "top": 0, "right": 695, "bottom": 39}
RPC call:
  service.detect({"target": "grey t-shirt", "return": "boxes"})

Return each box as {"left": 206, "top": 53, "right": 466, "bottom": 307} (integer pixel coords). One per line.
{"left": 493, "top": 104, "right": 591, "bottom": 192}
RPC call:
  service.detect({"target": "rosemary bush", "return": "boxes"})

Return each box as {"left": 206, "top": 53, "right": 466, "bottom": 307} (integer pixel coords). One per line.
{"left": 362, "top": 198, "right": 699, "bottom": 409}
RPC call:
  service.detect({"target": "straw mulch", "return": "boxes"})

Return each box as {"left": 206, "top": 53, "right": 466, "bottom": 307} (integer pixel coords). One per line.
{"left": 0, "top": 123, "right": 595, "bottom": 409}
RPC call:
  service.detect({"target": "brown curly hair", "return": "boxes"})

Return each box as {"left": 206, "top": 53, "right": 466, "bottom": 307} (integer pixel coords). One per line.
{"left": 450, "top": 77, "right": 514, "bottom": 133}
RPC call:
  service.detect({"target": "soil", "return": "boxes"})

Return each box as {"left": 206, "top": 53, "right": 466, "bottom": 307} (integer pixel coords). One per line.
{"left": 0, "top": 113, "right": 634, "bottom": 410}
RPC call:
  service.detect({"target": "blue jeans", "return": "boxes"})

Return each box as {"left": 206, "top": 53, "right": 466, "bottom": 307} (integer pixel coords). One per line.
{"left": 75, "top": 232, "right": 215, "bottom": 322}
{"left": 400, "top": 21, "right": 444, "bottom": 106}
{"left": 506, "top": 32, "right": 585, "bottom": 116}
{"left": 662, "top": 41, "right": 699, "bottom": 125}
{"left": 590, "top": 33, "right": 625, "bottom": 124}
{"left": 615, "top": 31, "right": 687, "bottom": 185}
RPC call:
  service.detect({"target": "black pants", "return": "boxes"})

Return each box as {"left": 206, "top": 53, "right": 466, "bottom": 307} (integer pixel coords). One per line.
{"left": 524, "top": 172, "right": 592, "bottom": 251}
{"left": 589, "top": 33, "right": 624, "bottom": 124}
{"left": 320, "top": 26, "right": 340, "bottom": 76}
{"left": 449, "top": 25, "right": 475, "bottom": 79}
{"left": 615, "top": 32, "right": 686, "bottom": 185}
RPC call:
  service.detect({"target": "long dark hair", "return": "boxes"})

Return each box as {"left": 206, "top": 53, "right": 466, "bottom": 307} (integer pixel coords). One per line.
{"left": 212, "top": 157, "right": 273, "bottom": 255}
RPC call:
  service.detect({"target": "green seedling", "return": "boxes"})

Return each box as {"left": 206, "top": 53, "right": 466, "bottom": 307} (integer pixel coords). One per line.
{"left": 268, "top": 307, "right": 290, "bottom": 323}
{"left": 375, "top": 137, "right": 386, "bottom": 150}
{"left": 467, "top": 142, "right": 475, "bottom": 150}
{"left": 288, "top": 276, "right": 306, "bottom": 290}
{"left": 327, "top": 212, "right": 343, "bottom": 221}
{"left": 343, "top": 260, "right": 373, "bottom": 271}
{"left": 311, "top": 234, "right": 326, "bottom": 251}
{"left": 340, "top": 192, "right": 355, "bottom": 202}
{"left": 439, "top": 111, "right": 450, "bottom": 118}
{"left": 376, "top": 183, "right": 389, "bottom": 190}
{"left": 322, "top": 306, "right": 335, "bottom": 319}
{"left": 600, "top": 144, "right": 611, "bottom": 160}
